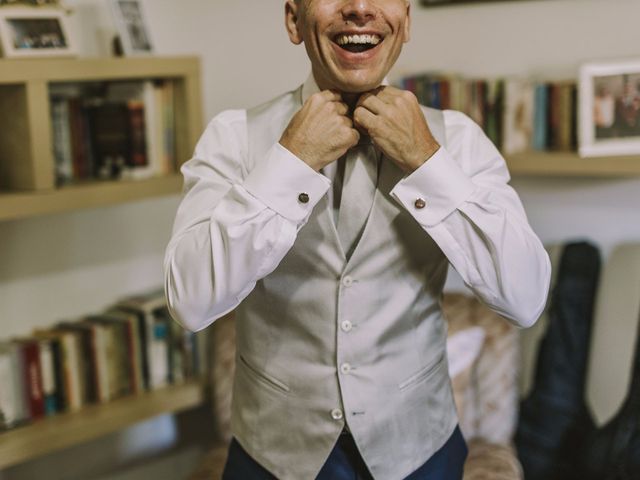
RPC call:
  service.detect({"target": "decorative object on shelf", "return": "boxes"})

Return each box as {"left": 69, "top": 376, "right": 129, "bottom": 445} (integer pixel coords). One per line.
{"left": 579, "top": 58, "right": 640, "bottom": 158}
{"left": 0, "top": 5, "right": 75, "bottom": 58}
{"left": 108, "top": 0, "right": 153, "bottom": 57}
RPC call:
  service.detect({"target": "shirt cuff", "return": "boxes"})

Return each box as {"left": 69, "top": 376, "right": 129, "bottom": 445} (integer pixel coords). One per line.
{"left": 243, "top": 143, "right": 330, "bottom": 223}
{"left": 390, "top": 147, "right": 476, "bottom": 227}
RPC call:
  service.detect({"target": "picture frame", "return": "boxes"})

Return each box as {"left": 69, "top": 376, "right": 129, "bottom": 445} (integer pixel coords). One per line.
{"left": 579, "top": 59, "right": 640, "bottom": 158}
{"left": 0, "top": 6, "right": 76, "bottom": 58}
{"left": 108, "top": 0, "right": 154, "bottom": 56}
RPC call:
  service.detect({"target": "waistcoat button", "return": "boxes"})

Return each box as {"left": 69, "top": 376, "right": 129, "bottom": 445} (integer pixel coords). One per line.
{"left": 342, "top": 276, "right": 353, "bottom": 287}
{"left": 331, "top": 408, "right": 344, "bottom": 421}
{"left": 340, "top": 363, "right": 352, "bottom": 374}
{"left": 341, "top": 320, "right": 353, "bottom": 332}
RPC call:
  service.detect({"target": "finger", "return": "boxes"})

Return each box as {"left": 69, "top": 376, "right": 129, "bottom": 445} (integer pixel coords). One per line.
{"left": 357, "top": 93, "right": 387, "bottom": 115}
{"left": 353, "top": 105, "right": 378, "bottom": 132}
{"left": 333, "top": 101, "right": 349, "bottom": 116}
{"left": 349, "top": 127, "right": 361, "bottom": 146}
{"left": 321, "top": 89, "right": 343, "bottom": 102}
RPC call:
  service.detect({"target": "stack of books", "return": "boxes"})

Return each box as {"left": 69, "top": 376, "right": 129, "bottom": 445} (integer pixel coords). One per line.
{"left": 0, "top": 289, "right": 207, "bottom": 431}
{"left": 50, "top": 79, "right": 176, "bottom": 186}
{"left": 399, "top": 73, "right": 578, "bottom": 155}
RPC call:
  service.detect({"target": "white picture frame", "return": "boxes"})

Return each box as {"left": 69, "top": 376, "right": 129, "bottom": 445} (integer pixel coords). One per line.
{"left": 108, "top": 0, "right": 154, "bottom": 56}
{"left": 0, "top": 6, "right": 76, "bottom": 58}
{"left": 579, "top": 58, "right": 640, "bottom": 157}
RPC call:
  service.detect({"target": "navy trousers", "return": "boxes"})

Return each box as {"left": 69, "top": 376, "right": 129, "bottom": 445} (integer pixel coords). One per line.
{"left": 222, "top": 425, "right": 468, "bottom": 479}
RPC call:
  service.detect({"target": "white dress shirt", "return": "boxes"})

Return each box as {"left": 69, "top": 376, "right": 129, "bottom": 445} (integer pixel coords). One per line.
{"left": 164, "top": 74, "right": 551, "bottom": 333}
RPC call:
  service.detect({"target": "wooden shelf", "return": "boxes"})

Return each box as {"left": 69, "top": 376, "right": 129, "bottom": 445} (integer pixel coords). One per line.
{"left": 0, "top": 56, "right": 200, "bottom": 84}
{"left": 506, "top": 151, "right": 640, "bottom": 177}
{"left": 0, "top": 56, "right": 202, "bottom": 204}
{"left": 0, "top": 174, "right": 183, "bottom": 221}
{"left": 0, "top": 380, "right": 207, "bottom": 470}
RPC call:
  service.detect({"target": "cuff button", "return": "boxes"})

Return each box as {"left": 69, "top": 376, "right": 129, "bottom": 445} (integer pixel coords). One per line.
{"left": 298, "top": 192, "right": 310, "bottom": 204}
{"left": 414, "top": 198, "right": 427, "bottom": 209}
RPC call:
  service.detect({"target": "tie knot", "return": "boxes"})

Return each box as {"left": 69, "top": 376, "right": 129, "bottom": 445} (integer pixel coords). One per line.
{"left": 356, "top": 133, "right": 373, "bottom": 147}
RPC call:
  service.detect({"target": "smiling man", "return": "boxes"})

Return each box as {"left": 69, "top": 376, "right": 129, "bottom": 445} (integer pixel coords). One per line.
{"left": 164, "top": 1, "right": 551, "bottom": 479}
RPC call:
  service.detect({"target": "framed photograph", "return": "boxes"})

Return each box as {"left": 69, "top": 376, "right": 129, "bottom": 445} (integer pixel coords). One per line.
{"left": 579, "top": 59, "right": 640, "bottom": 157}
{"left": 0, "top": 6, "right": 76, "bottom": 58}
{"left": 109, "top": 0, "right": 153, "bottom": 56}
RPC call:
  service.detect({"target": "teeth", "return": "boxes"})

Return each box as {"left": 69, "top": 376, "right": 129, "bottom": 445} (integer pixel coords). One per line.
{"left": 336, "top": 34, "right": 381, "bottom": 46}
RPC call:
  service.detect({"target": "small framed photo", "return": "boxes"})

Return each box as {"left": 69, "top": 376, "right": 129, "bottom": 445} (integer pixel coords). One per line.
{"left": 0, "top": 6, "right": 76, "bottom": 58}
{"left": 579, "top": 59, "right": 640, "bottom": 157}
{"left": 109, "top": 0, "right": 154, "bottom": 56}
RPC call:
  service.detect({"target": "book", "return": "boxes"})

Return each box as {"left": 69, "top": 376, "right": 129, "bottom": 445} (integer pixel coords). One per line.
{"left": 532, "top": 83, "right": 549, "bottom": 151}
{"left": 46, "top": 327, "right": 85, "bottom": 412}
{"left": 32, "top": 329, "right": 67, "bottom": 414}
{"left": 0, "top": 341, "right": 28, "bottom": 429}
{"left": 86, "top": 313, "right": 135, "bottom": 400}
{"left": 37, "top": 337, "right": 58, "bottom": 416}
{"left": 86, "top": 101, "right": 130, "bottom": 180}
{"left": 50, "top": 96, "right": 74, "bottom": 185}
{"left": 12, "top": 339, "right": 45, "bottom": 421}
{"left": 115, "top": 288, "right": 170, "bottom": 390}
{"left": 502, "top": 78, "right": 534, "bottom": 155}
{"left": 103, "top": 308, "right": 145, "bottom": 394}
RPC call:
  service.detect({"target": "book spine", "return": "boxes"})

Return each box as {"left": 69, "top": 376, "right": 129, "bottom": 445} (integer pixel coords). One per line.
{"left": 0, "top": 344, "right": 18, "bottom": 429}
{"left": 51, "top": 97, "right": 74, "bottom": 185}
{"left": 127, "top": 100, "right": 148, "bottom": 168}
{"left": 149, "top": 316, "right": 169, "bottom": 389}
{"left": 23, "top": 341, "right": 45, "bottom": 420}
{"left": 162, "top": 81, "right": 176, "bottom": 173}
{"left": 50, "top": 337, "right": 67, "bottom": 413}
{"left": 38, "top": 339, "right": 58, "bottom": 416}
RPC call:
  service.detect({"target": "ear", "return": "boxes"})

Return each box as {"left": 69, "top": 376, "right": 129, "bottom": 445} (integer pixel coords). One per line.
{"left": 403, "top": 2, "right": 411, "bottom": 43}
{"left": 285, "top": 0, "right": 303, "bottom": 45}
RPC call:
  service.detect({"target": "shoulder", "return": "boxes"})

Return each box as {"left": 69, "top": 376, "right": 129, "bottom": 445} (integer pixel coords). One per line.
{"left": 193, "top": 109, "right": 248, "bottom": 160}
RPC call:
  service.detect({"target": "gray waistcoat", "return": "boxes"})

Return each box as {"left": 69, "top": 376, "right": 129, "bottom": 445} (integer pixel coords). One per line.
{"left": 231, "top": 85, "right": 458, "bottom": 480}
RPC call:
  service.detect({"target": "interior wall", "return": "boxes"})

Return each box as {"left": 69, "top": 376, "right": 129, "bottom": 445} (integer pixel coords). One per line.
{"left": 1, "top": 0, "right": 639, "bottom": 478}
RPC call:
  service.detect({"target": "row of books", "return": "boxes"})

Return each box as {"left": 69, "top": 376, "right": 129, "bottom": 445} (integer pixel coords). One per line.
{"left": 399, "top": 73, "right": 578, "bottom": 155}
{"left": 0, "top": 289, "right": 207, "bottom": 431}
{"left": 50, "top": 79, "right": 176, "bottom": 185}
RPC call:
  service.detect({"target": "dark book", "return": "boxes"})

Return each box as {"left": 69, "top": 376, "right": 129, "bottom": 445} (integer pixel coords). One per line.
{"left": 86, "top": 102, "right": 130, "bottom": 180}
{"left": 68, "top": 97, "right": 90, "bottom": 180}
{"left": 127, "top": 100, "right": 147, "bottom": 168}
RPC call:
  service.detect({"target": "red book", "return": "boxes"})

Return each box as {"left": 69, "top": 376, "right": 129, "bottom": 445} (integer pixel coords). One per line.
{"left": 20, "top": 340, "right": 45, "bottom": 420}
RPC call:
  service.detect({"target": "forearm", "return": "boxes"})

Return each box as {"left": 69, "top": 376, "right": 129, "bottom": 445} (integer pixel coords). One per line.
{"left": 391, "top": 118, "right": 551, "bottom": 328}
{"left": 164, "top": 183, "right": 298, "bottom": 332}
{"left": 164, "top": 130, "right": 329, "bottom": 332}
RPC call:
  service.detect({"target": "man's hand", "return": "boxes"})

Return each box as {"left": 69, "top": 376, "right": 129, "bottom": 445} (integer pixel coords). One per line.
{"left": 354, "top": 86, "right": 440, "bottom": 173}
{"left": 280, "top": 90, "right": 360, "bottom": 171}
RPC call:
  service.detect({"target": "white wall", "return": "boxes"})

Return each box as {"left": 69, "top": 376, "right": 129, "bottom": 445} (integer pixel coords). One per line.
{"left": 1, "top": 0, "right": 639, "bottom": 478}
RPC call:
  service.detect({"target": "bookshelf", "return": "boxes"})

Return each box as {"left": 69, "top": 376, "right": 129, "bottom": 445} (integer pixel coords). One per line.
{"left": 0, "top": 56, "right": 203, "bottom": 221}
{"left": 0, "top": 56, "right": 208, "bottom": 471}
{"left": 0, "top": 380, "right": 206, "bottom": 470}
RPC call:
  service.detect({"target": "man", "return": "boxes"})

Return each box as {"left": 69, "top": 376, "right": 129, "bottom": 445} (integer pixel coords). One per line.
{"left": 164, "top": 0, "right": 551, "bottom": 479}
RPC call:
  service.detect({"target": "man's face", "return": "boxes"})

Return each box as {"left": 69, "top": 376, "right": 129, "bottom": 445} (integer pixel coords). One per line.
{"left": 285, "top": 0, "right": 411, "bottom": 93}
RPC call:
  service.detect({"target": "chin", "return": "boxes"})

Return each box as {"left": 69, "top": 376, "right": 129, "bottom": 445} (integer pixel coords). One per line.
{"left": 335, "top": 74, "right": 384, "bottom": 93}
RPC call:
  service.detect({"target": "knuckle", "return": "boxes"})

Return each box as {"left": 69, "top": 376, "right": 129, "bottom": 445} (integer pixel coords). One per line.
{"left": 401, "top": 90, "right": 416, "bottom": 102}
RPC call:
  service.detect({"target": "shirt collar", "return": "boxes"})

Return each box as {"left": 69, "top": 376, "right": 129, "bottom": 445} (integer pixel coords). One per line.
{"left": 301, "top": 73, "right": 391, "bottom": 104}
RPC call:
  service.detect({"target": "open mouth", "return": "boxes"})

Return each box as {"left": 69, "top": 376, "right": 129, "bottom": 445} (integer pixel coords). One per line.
{"left": 334, "top": 33, "right": 382, "bottom": 53}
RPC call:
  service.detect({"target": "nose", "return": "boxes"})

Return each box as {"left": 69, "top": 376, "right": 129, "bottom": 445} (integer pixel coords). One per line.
{"left": 341, "top": 0, "right": 377, "bottom": 24}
